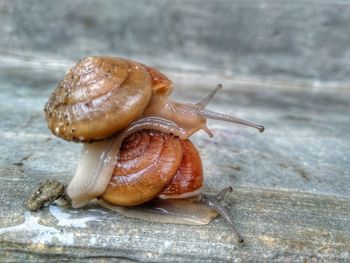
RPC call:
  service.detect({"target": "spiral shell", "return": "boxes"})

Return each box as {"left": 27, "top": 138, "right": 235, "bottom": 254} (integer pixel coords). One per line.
{"left": 101, "top": 130, "right": 203, "bottom": 206}
{"left": 44, "top": 56, "right": 173, "bottom": 142}
{"left": 159, "top": 139, "right": 203, "bottom": 199}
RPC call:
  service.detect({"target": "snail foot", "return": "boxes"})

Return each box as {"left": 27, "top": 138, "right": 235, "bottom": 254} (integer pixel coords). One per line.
{"left": 27, "top": 179, "right": 71, "bottom": 211}
{"left": 201, "top": 186, "right": 244, "bottom": 243}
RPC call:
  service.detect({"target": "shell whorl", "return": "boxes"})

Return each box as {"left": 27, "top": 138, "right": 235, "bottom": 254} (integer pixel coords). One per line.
{"left": 101, "top": 130, "right": 183, "bottom": 206}
{"left": 159, "top": 139, "right": 203, "bottom": 199}
{"left": 45, "top": 56, "right": 155, "bottom": 142}
{"left": 101, "top": 130, "right": 204, "bottom": 206}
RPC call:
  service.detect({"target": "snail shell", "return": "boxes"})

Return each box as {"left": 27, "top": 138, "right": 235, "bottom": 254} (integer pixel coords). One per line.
{"left": 98, "top": 129, "right": 214, "bottom": 225}
{"left": 101, "top": 130, "right": 203, "bottom": 206}
{"left": 44, "top": 56, "right": 172, "bottom": 142}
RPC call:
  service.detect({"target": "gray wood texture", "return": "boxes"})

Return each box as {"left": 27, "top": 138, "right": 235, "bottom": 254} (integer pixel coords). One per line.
{"left": 1, "top": 0, "right": 350, "bottom": 262}
{"left": 0, "top": 56, "right": 349, "bottom": 262}
{"left": 1, "top": 0, "right": 350, "bottom": 83}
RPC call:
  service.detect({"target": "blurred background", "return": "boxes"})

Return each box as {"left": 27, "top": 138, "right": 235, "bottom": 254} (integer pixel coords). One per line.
{"left": 1, "top": 0, "right": 350, "bottom": 84}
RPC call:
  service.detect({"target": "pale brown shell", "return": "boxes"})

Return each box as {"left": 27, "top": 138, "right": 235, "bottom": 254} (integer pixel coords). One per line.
{"left": 44, "top": 56, "right": 173, "bottom": 142}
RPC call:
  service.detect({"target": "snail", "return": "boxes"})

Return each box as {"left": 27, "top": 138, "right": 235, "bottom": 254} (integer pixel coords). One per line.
{"left": 28, "top": 56, "right": 264, "bottom": 242}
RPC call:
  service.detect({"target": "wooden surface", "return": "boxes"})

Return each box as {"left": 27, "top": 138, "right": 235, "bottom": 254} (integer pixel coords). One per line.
{"left": 1, "top": 0, "right": 350, "bottom": 261}
{"left": 2, "top": 0, "right": 350, "bottom": 82}
{"left": 0, "top": 55, "right": 349, "bottom": 262}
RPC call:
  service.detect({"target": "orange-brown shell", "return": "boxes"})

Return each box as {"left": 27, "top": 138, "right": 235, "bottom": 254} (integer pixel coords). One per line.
{"left": 159, "top": 139, "right": 203, "bottom": 199}
{"left": 101, "top": 130, "right": 203, "bottom": 206}
{"left": 44, "top": 56, "right": 173, "bottom": 142}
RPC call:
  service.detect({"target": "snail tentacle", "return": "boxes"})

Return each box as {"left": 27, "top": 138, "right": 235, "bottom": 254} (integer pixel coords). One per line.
{"left": 196, "top": 84, "right": 264, "bottom": 133}
{"left": 198, "top": 107, "right": 265, "bottom": 133}
{"left": 196, "top": 84, "right": 223, "bottom": 108}
{"left": 201, "top": 187, "right": 244, "bottom": 243}
{"left": 214, "top": 186, "right": 233, "bottom": 201}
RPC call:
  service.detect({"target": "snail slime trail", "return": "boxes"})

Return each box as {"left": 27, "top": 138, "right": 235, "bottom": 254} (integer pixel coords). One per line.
{"left": 28, "top": 56, "right": 265, "bottom": 243}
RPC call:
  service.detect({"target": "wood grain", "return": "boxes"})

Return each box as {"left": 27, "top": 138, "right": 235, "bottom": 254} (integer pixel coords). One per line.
{"left": 0, "top": 53, "right": 349, "bottom": 262}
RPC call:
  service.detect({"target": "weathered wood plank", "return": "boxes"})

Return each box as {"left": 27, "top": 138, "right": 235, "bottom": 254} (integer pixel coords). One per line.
{"left": 0, "top": 187, "right": 349, "bottom": 262}
{"left": 2, "top": 0, "right": 350, "bottom": 261}
{"left": 2, "top": 0, "right": 350, "bottom": 82}
{"left": 0, "top": 56, "right": 349, "bottom": 261}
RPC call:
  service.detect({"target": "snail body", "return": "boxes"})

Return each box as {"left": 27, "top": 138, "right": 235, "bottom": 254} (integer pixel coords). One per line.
{"left": 39, "top": 56, "right": 264, "bottom": 232}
